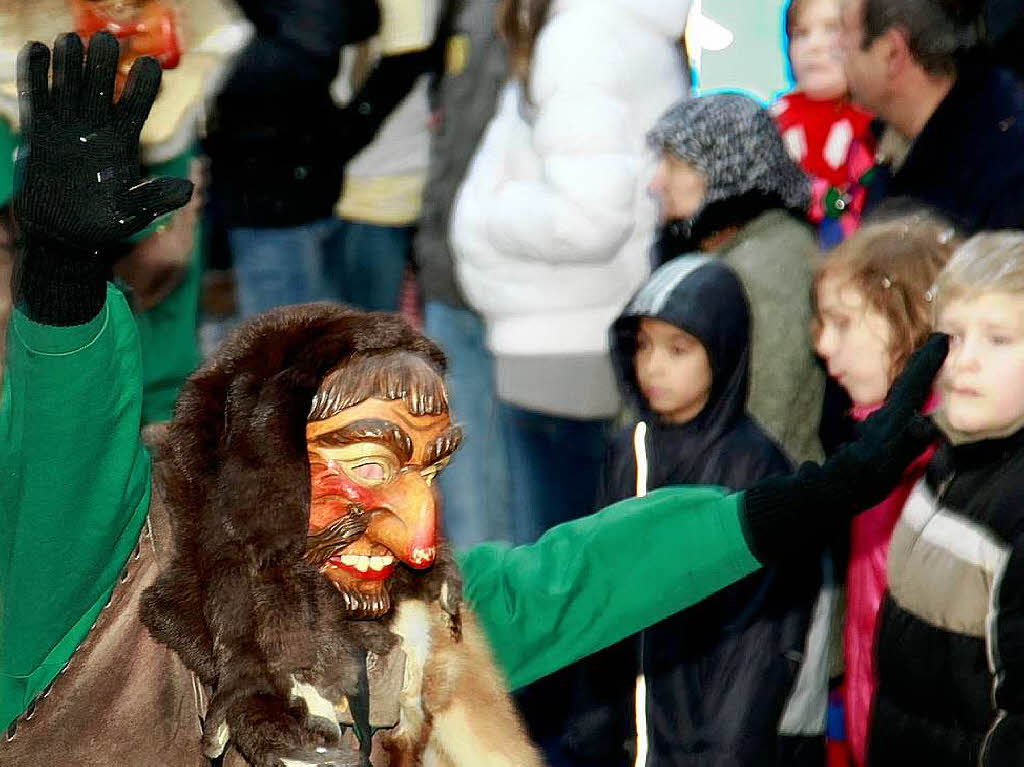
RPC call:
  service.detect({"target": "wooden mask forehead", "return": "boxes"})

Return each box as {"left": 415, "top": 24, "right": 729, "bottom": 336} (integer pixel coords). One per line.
{"left": 308, "top": 351, "right": 450, "bottom": 423}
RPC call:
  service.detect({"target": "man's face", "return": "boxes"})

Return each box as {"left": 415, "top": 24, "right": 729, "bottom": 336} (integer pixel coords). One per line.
{"left": 305, "top": 397, "right": 459, "bottom": 616}
{"left": 838, "top": 0, "right": 889, "bottom": 113}
{"left": 936, "top": 292, "right": 1024, "bottom": 434}
{"left": 649, "top": 154, "right": 707, "bottom": 223}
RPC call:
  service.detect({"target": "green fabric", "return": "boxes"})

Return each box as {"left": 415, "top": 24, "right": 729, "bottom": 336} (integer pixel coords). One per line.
{"left": 0, "top": 286, "right": 152, "bottom": 731}
{"left": 125, "top": 149, "right": 203, "bottom": 424}
{"left": 0, "top": 289, "right": 760, "bottom": 727}
{"left": 0, "top": 120, "right": 14, "bottom": 208}
{"left": 458, "top": 486, "right": 760, "bottom": 691}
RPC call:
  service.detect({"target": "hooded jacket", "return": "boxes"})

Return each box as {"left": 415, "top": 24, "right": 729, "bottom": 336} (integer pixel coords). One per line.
{"left": 449, "top": 0, "right": 692, "bottom": 416}
{"left": 559, "top": 257, "right": 824, "bottom": 766}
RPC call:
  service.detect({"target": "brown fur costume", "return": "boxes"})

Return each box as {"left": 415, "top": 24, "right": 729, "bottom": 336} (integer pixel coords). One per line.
{"left": 140, "top": 304, "right": 542, "bottom": 767}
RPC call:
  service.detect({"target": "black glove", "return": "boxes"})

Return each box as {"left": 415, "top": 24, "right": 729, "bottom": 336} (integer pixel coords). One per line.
{"left": 741, "top": 333, "right": 949, "bottom": 563}
{"left": 13, "top": 31, "right": 193, "bottom": 325}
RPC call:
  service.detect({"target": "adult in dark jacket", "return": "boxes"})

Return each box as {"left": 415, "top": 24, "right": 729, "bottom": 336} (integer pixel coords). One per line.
{"left": 558, "top": 257, "right": 826, "bottom": 767}
{"left": 207, "top": 0, "right": 444, "bottom": 318}
{"left": 841, "top": 0, "right": 1024, "bottom": 234}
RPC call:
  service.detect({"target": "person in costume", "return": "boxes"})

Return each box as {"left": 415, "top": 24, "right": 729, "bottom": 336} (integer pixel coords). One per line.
{"left": 0, "top": 0, "right": 242, "bottom": 424}
{"left": 1, "top": 32, "right": 948, "bottom": 766}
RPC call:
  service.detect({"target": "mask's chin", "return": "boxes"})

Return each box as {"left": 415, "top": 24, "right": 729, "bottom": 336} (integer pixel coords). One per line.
{"left": 322, "top": 564, "right": 393, "bottom": 619}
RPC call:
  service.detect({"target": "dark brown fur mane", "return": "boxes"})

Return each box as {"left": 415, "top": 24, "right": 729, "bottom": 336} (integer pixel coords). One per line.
{"left": 140, "top": 303, "right": 453, "bottom": 696}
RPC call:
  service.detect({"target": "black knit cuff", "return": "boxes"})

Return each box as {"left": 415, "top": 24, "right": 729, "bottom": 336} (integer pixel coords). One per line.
{"left": 739, "top": 466, "right": 829, "bottom": 564}
{"left": 15, "top": 233, "right": 108, "bottom": 326}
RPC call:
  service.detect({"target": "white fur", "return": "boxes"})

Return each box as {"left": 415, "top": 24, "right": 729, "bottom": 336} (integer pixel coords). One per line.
{"left": 206, "top": 720, "right": 230, "bottom": 757}
{"left": 289, "top": 675, "right": 340, "bottom": 727}
{"left": 428, "top": 703, "right": 521, "bottom": 767}
{"left": 390, "top": 600, "right": 433, "bottom": 740}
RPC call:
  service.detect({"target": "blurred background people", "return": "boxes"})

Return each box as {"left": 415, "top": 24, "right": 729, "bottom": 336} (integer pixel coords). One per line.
{"left": 416, "top": 0, "right": 513, "bottom": 549}
{"left": 204, "top": 0, "right": 380, "bottom": 318}
{"left": 329, "top": 0, "right": 450, "bottom": 313}
{"left": 450, "top": 0, "right": 693, "bottom": 546}
{"left": 773, "top": 0, "right": 875, "bottom": 248}
{"left": 649, "top": 93, "right": 824, "bottom": 465}
{"left": 840, "top": 0, "right": 1024, "bottom": 233}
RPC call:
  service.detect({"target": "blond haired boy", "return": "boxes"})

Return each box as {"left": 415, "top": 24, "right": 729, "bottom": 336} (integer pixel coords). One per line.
{"left": 868, "top": 231, "right": 1024, "bottom": 766}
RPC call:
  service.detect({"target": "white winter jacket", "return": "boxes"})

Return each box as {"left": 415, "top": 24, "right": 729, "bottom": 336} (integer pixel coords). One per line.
{"left": 450, "top": 0, "right": 691, "bottom": 360}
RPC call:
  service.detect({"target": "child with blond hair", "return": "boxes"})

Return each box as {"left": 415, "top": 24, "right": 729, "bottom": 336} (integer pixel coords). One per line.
{"left": 813, "top": 214, "right": 959, "bottom": 765}
{"left": 865, "top": 230, "right": 1024, "bottom": 765}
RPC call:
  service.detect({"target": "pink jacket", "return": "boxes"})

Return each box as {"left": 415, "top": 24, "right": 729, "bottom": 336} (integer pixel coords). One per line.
{"left": 843, "top": 397, "right": 937, "bottom": 766}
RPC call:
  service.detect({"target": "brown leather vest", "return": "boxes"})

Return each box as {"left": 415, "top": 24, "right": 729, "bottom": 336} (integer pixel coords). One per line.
{"left": 0, "top": 488, "right": 208, "bottom": 767}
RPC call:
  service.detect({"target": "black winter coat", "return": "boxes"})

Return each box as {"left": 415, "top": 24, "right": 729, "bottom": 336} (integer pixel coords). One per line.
{"left": 558, "top": 258, "right": 821, "bottom": 767}
{"left": 865, "top": 56, "right": 1024, "bottom": 234}
{"left": 870, "top": 428, "right": 1024, "bottom": 766}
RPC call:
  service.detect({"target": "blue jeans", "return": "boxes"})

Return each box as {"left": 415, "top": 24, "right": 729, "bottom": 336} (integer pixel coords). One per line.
{"left": 230, "top": 219, "right": 336, "bottom": 319}
{"left": 499, "top": 403, "right": 610, "bottom": 545}
{"left": 424, "top": 302, "right": 512, "bottom": 548}
{"left": 325, "top": 220, "right": 411, "bottom": 312}
{"left": 230, "top": 219, "right": 410, "bottom": 319}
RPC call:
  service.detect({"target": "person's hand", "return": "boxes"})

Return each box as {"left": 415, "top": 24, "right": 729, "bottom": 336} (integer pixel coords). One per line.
{"left": 13, "top": 31, "right": 193, "bottom": 324}
{"left": 114, "top": 159, "right": 205, "bottom": 311}
{"left": 741, "top": 333, "right": 949, "bottom": 562}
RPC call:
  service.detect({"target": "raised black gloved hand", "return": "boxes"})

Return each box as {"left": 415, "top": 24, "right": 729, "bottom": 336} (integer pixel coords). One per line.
{"left": 13, "top": 31, "right": 193, "bottom": 325}
{"left": 741, "top": 333, "right": 949, "bottom": 563}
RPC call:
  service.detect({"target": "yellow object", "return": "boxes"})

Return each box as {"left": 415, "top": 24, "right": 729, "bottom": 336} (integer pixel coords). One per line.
{"left": 446, "top": 34, "right": 469, "bottom": 76}
{"left": 378, "top": 0, "right": 430, "bottom": 55}
{"left": 336, "top": 174, "right": 426, "bottom": 226}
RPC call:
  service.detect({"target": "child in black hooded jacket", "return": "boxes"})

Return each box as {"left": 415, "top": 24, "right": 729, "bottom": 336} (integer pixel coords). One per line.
{"left": 558, "top": 255, "right": 829, "bottom": 767}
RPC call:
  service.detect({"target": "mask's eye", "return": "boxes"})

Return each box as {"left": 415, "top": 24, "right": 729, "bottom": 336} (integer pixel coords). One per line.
{"left": 353, "top": 462, "right": 387, "bottom": 481}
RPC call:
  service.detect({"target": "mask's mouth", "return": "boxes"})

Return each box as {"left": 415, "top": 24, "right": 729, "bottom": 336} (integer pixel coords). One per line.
{"left": 325, "top": 550, "right": 397, "bottom": 581}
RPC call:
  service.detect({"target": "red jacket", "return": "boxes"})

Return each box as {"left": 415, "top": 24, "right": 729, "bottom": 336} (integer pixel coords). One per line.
{"left": 843, "top": 396, "right": 938, "bottom": 766}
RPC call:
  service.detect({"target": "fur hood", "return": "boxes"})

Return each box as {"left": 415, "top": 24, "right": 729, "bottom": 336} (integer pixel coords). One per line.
{"left": 141, "top": 304, "right": 456, "bottom": 762}
{"left": 156, "top": 302, "right": 446, "bottom": 574}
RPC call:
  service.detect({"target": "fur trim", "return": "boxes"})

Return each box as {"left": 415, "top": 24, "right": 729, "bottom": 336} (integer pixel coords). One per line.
{"left": 141, "top": 304, "right": 454, "bottom": 765}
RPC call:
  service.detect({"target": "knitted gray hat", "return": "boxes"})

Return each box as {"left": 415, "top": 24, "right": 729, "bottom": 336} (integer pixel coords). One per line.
{"left": 647, "top": 92, "right": 810, "bottom": 227}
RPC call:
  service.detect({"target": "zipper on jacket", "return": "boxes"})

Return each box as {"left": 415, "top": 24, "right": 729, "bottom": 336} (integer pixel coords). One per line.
{"left": 979, "top": 709, "right": 1006, "bottom": 766}
{"left": 632, "top": 422, "right": 649, "bottom": 767}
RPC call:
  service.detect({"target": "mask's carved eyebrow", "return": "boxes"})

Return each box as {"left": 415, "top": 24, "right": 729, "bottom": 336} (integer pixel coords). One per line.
{"left": 424, "top": 425, "right": 464, "bottom": 466}
{"left": 309, "top": 418, "right": 413, "bottom": 463}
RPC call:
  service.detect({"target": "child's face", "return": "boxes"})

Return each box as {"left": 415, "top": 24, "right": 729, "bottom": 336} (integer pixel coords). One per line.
{"left": 815, "top": 272, "right": 894, "bottom": 406}
{"left": 936, "top": 292, "right": 1024, "bottom": 434}
{"left": 649, "top": 154, "right": 707, "bottom": 223}
{"left": 790, "top": 0, "right": 847, "bottom": 100}
{"left": 634, "top": 317, "right": 712, "bottom": 424}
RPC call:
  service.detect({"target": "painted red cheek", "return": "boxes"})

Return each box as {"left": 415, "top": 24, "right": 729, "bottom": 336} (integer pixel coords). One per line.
{"left": 309, "top": 468, "right": 379, "bottom": 507}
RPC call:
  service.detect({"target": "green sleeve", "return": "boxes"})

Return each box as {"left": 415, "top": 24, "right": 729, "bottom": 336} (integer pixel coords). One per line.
{"left": 0, "top": 119, "right": 15, "bottom": 208}
{"left": 458, "top": 486, "right": 760, "bottom": 691}
{"left": 0, "top": 285, "right": 152, "bottom": 730}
